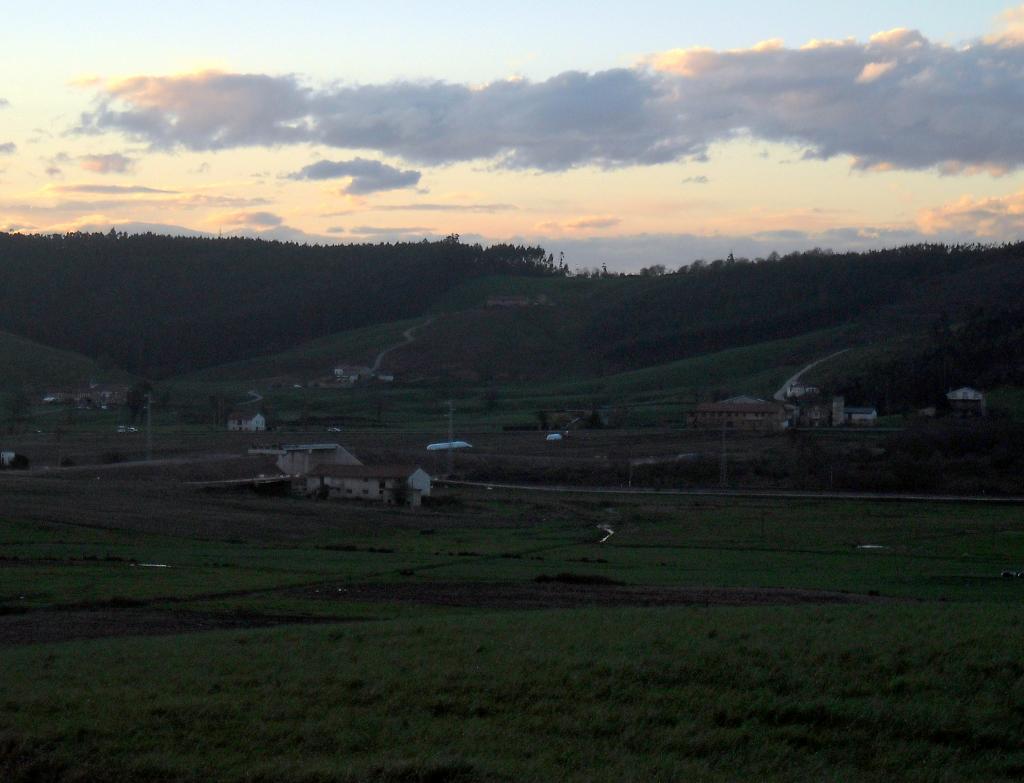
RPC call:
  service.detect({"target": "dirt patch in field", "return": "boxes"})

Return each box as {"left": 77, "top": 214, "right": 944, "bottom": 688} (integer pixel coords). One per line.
{"left": 297, "top": 581, "right": 899, "bottom": 610}
{"left": 0, "top": 608, "right": 338, "bottom": 647}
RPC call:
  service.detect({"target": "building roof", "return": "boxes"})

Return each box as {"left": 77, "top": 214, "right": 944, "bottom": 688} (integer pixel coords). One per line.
{"left": 228, "top": 410, "right": 263, "bottom": 420}
{"left": 694, "top": 401, "right": 785, "bottom": 414}
{"left": 947, "top": 387, "right": 984, "bottom": 401}
{"left": 845, "top": 407, "right": 877, "bottom": 415}
{"left": 280, "top": 443, "right": 342, "bottom": 452}
{"left": 308, "top": 464, "right": 426, "bottom": 479}
{"left": 721, "top": 395, "right": 767, "bottom": 404}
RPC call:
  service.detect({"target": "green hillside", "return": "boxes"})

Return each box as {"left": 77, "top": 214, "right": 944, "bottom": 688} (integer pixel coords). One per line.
{"left": 0, "top": 330, "right": 132, "bottom": 390}
{"left": 181, "top": 319, "right": 422, "bottom": 383}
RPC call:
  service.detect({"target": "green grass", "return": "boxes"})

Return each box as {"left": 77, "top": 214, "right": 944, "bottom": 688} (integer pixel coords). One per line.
{"left": 988, "top": 386, "right": 1024, "bottom": 421}
{"left": 155, "top": 324, "right": 859, "bottom": 432}
{"left": 6, "top": 480, "right": 1024, "bottom": 780}
{"left": 4, "top": 605, "right": 1024, "bottom": 782}
{"left": 0, "top": 330, "right": 132, "bottom": 389}
{"left": 179, "top": 319, "right": 422, "bottom": 384}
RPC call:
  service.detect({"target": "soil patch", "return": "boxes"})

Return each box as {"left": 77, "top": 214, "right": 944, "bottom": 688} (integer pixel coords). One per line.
{"left": 0, "top": 608, "right": 338, "bottom": 647}
{"left": 298, "top": 581, "right": 900, "bottom": 610}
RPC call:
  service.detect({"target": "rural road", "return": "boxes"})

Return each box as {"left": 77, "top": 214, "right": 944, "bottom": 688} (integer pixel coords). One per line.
{"left": 438, "top": 479, "right": 1024, "bottom": 505}
{"left": 238, "top": 389, "right": 262, "bottom": 406}
{"left": 773, "top": 348, "right": 852, "bottom": 401}
{"left": 371, "top": 317, "right": 435, "bottom": 373}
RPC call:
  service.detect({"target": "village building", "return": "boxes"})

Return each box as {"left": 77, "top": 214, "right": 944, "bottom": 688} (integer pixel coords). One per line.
{"left": 43, "top": 383, "right": 131, "bottom": 408}
{"left": 946, "top": 387, "right": 986, "bottom": 417}
{"left": 249, "top": 442, "right": 361, "bottom": 475}
{"left": 797, "top": 403, "right": 833, "bottom": 427}
{"left": 332, "top": 366, "right": 372, "bottom": 386}
{"left": 688, "top": 398, "right": 790, "bottom": 431}
{"left": 227, "top": 411, "right": 266, "bottom": 432}
{"left": 304, "top": 464, "right": 432, "bottom": 507}
{"left": 0, "top": 451, "right": 28, "bottom": 469}
{"left": 845, "top": 406, "right": 879, "bottom": 426}
{"left": 785, "top": 382, "right": 821, "bottom": 399}
{"left": 831, "top": 396, "right": 846, "bottom": 426}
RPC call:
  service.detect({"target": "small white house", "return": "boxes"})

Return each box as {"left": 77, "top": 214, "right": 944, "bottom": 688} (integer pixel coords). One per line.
{"left": 947, "top": 387, "right": 986, "bottom": 417}
{"left": 305, "top": 464, "right": 432, "bottom": 506}
{"left": 0, "top": 451, "right": 15, "bottom": 467}
{"left": 227, "top": 411, "right": 266, "bottom": 432}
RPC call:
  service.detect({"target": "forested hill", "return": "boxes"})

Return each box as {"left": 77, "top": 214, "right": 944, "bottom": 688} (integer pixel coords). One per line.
{"left": 2, "top": 231, "right": 1024, "bottom": 380}
{"left": 583, "top": 243, "right": 1024, "bottom": 371}
{"left": 0, "top": 232, "right": 556, "bottom": 377}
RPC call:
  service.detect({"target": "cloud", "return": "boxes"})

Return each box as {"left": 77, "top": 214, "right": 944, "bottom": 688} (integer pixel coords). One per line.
{"left": 74, "top": 221, "right": 211, "bottom": 237}
{"left": 79, "top": 152, "right": 135, "bottom": 173}
{"left": 216, "top": 211, "right": 283, "bottom": 227}
{"left": 0, "top": 142, "right": 15, "bottom": 155}
{"left": 71, "top": 29, "right": 1024, "bottom": 174}
{"left": 49, "top": 183, "right": 175, "bottom": 194}
{"left": 0, "top": 98, "right": 8, "bottom": 109}
{"left": 374, "top": 202, "right": 517, "bottom": 213}
{"left": 348, "top": 225, "right": 435, "bottom": 238}
{"left": 539, "top": 216, "right": 621, "bottom": 231}
{"left": 523, "top": 227, "right": 933, "bottom": 272}
{"left": 287, "top": 158, "right": 421, "bottom": 194}
{"left": 681, "top": 175, "right": 709, "bottom": 185}
{"left": 917, "top": 189, "right": 1024, "bottom": 237}
{"left": 174, "top": 193, "right": 269, "bottom": 208}
{"left": 987, "top": 5, "right": 1024, "bottom": 44}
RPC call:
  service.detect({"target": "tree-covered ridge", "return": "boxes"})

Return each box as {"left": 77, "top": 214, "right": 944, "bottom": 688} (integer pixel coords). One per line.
{"left": 0, "top": 231, "right": 558, "bottom": 377}
{"left": 583, "top": 243, "right": 1024, "bottom": 370}
{"left": 2, "top": 232, "right": 1024, "bottom": 382}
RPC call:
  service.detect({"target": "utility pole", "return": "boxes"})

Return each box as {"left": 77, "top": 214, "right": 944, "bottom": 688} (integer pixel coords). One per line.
{"left": 446, "top": 400, "right": 454, "bottom": 477}
{"left": 719, "top": 423, "right": 727, "bottom": 488}
{"left": 145, "top": 393, "right": 153, "bottom": 462}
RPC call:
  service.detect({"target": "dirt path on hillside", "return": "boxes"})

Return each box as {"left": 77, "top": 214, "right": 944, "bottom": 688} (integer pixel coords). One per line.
{"left": 294, "top": 581, "right": 900, "bottom": 611}
{"left": 0, "top": 582, "right": 899, "bottom": 645}
{"left": 0, "top": 608, "right": 342, "bottom": 646}
{"left": 773, "top": 348, "right": 852, "bottom": 401}
{"left": 371, "top": 317, "right": 435, "bottom": 373}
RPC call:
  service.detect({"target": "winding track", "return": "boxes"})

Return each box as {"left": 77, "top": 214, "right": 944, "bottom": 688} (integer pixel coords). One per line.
{"left": 773, "top": 348, "right": 852, "bottom": 401}
{"left": 370, "top": 317, "right": 435, "bottom": 373}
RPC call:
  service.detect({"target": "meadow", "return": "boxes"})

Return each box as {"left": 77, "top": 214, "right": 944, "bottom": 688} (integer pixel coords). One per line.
{"left": 3, "top": 475, "right": 1024, "bottom": 781}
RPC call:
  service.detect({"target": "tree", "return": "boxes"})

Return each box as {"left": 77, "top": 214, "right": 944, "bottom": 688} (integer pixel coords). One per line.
{"left": 537, "top": 410, "right": 550, "bottom": 430}
{"left": 3, "top": 388, "right": 31, "bottom": 433}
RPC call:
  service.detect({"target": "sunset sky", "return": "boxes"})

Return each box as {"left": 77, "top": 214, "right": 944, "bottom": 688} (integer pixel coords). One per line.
{"left": 4, "top": 1, "right": 1024, "bottom": 270}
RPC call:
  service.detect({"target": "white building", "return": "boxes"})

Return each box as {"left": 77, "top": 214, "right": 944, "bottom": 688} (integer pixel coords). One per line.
{"left": 947, "top": 387, "right": 986, "bottom": 417}
{"left": 305, "top": 464, "right": 432, "bottom": 506}
{"left": 332, "top": 365, "right": 372, "bottom": 386}
{"left": 786, "top": 382, "right": 821, "bottom": 399}
{"left": 249, "top": 443, "right": 361, "bottom": 475}
{"left": 227, "top": 411, "right": 266, "bottom": 432}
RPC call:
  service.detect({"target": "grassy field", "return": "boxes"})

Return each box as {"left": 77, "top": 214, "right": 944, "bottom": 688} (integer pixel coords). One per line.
{"left": 3, "top": 475, "right": 1024, "bottom": 781}
{"left": 0, "top": 330, "right": 132, "bottom": 390}
{"left": 144, "top": 323, "right": 859, "bottom": 433}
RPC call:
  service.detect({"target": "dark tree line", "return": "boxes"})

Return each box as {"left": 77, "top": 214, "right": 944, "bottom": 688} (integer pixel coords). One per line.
{"left": 582, "top": 243, "right": 1024, "bottom": 371}
{"left": 0, "top": 231, "right": 558, "bottom": 377}
{"left": 836, "top": 306, "right": 1024, "bottom": 413}
{"left": 3, "top": 231, "right": 1024, "bottom": 384}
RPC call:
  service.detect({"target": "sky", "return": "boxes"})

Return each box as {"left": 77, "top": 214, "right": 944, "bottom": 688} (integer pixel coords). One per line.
{"left": 3, "top": 1, "right": 1024, "bottom": 270}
